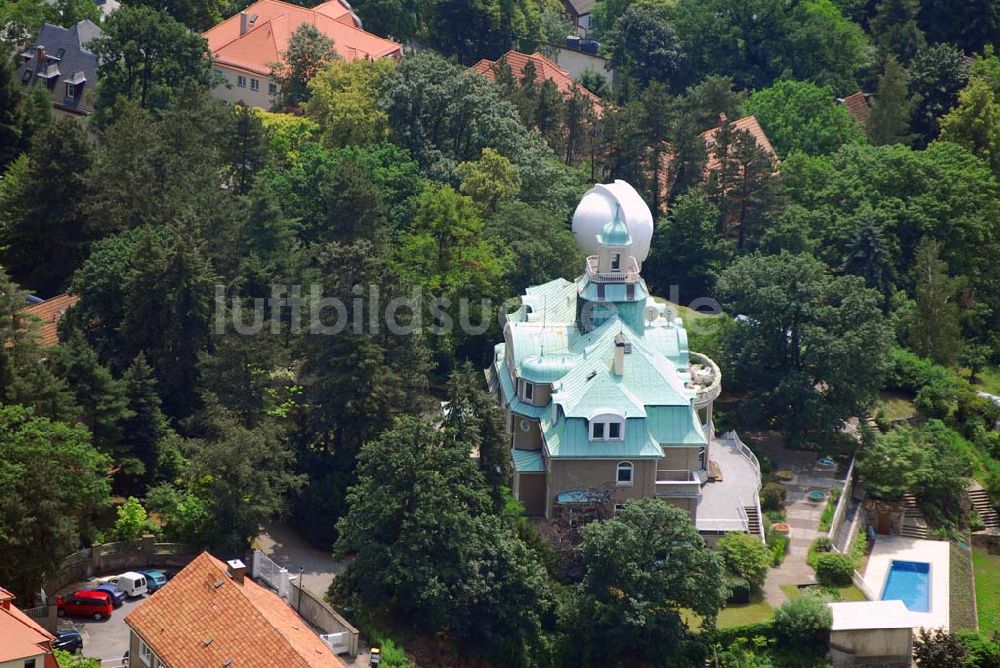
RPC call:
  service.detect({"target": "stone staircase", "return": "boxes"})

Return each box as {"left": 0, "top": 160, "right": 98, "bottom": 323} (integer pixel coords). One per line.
{"left": 744, "top": 504, "right": 762, "bottom": 538}
{"left": 900, "top": 494, "right": 928, "bottom": 539}
{"left": 968, "top": 483, "right": 1000, "bottom": 530}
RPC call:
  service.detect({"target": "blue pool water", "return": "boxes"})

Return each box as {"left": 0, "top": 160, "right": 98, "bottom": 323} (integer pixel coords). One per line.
{"left": 881, "top": 560, "right": 930, "bottom": 612}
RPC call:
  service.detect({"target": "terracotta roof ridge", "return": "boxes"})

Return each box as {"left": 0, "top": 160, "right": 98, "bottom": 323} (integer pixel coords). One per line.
{"left": 1, "top": 602, "right": 56, "bottom": 643}
{"left": 202, "top": 555, "right": 317, "bottom": 668}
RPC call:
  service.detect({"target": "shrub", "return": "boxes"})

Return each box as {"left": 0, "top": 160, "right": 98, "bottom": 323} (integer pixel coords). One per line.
{"left": 814, "top": 552, "right": 853, "bottom": 586}
{"left": 812, "top": 536, "right": 833, "bottom": 553}
{"left": 773, "top": 594, "right": 832, "bottom": 646}
{"left": 914, "top": 628, "right": 966, "bottom": 666}
{"left": 956, "top": 630, "right": 1000, "bottom": 668}
{"left": 727, "top": 576, "right": 751, "bottom": 604}
{"left": 760, "top": 482, "right": 786, "bottom": 512}
{"left": 718, "top": 532, "right": 772, "bottom": 591}
{"left": 769, "top": 534, "right": 790, "bottom": 567}
{"left": 848, "top": 531, "right": 867, "bottom": 569}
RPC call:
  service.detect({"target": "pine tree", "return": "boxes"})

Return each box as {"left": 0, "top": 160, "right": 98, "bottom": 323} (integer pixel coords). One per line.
{"left": 909, "top": 238, "right": 963, "bottom": 365}
{"left": 121, "top": 353, "right": 170, "bottom": 489}
{"left": 869, "top": 56, "right": 916, "bottom": 146}
{"left": 841, "top": 216, "right": 894, "bottom": 309}
{"left": 226, "top": 104, "right": 270, "bottom": 195}
{"left": 0, "top": 55, "right": 22, "bottom": 170}
{"left": 16, "top": 84, "right": 53, "bottom": 153}
{"left": 872, "top": 0, "right": 925, "bottom": 64}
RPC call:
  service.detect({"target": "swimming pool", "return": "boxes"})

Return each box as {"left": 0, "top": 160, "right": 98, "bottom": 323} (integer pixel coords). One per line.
{"left": 881, "top": 560, "right": 930, "bottom": 612}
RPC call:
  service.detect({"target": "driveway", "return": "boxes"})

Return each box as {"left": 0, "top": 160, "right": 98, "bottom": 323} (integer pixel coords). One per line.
{"left": 256, "top": 522, "right": 347, "bottom": 596}
{"left": 56, "top": 586, "right": 151, "bottom": 663}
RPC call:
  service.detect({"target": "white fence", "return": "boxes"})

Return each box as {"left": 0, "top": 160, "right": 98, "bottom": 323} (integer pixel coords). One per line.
{"left": 321, "top": 632, "right": 350, "bottom": 654}
{"left": 252, "top": 549, "right": 291, "bottom": 599}
{"left": 827, "top": 456, "right": 856, "bottom": 543}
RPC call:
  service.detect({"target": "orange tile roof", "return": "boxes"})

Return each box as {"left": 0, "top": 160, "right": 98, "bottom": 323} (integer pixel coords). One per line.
{"left": 0, "top": 590, "right": 56, "bottom": 664}
{"left": 204, "top": 0, "right": 401, "bottom": 76}
{"left": 700, "top": 114, "right": 777, "bottom": 172}
{"left": 838, "top": 91, "right": 870, "bottom": 128}
{"left": 125, "top": 552, "right": 345, "bottom": 668}
{"left": 19, "top": 294, "right": 78, "bottom": 347}
{"left": 472, "top": 50, "right": 603, "bottom": 111}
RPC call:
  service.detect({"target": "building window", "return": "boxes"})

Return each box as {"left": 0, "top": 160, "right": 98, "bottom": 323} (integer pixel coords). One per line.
{"left": 613, "top": 503, "right": 625, "bottom": 515}
{"left": 519, "top": 419, "right": 531, "bottom": 433}
{"left": 522, "top": 381, "right": 533, "bottom": 402}
{"left": 611, "top": 253, "right": 621, "bottom": 270}
{"left": 592, "top": 422, "right": 605, "bottom": 439}
{"left": 21, "top": 69, "right": 32, "bottom": 84}
{"left": 64, "top": 82, "right": 75, "bottom": 99}
{"left": 250, "top": 78, "right": 259, "bottom": 91}
{"left": 237, "top": 75, "right": 247, "bottom": 88}
{"left": 139, "top": 640, "right": 153, "bottom": 666}
{"left": 268, "top": 82, "right": 278, "bottom": 94}
{"left": 609, "top": 422, "right": 621, "bottom": 439}
{"left": 25, "top": 660, "right": 36, "bottom": 668}
{"left": 590, "top": 415, "right": 624, "bottom": 441}
{"left": 616, "top": 461, "right": 634, "bottom": 486}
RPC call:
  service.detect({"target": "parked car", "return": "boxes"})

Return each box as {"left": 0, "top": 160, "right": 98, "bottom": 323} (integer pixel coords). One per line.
{"left": 56, "top": 590, "right": 113, "bottom": 620}
{"left": 98, "top": 571, "right": 148, "bottom": 597}
{"left": 84, "top": 583, "right": 125, "bottom": 607}
{"left": 52, "top": 629, "right": 84, "bottom": 653}
{"left": 141, "top": 570, "right": 167, "bottom": 592}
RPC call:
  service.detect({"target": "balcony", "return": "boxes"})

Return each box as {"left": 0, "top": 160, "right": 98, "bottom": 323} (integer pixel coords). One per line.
{"left": 655, "top": 469, "right": 700, "bottom": 497}
{"left": 689, "top": 351, "right": 721, "bottom": 408}
{"left": 585, "top": 255, "right": 640, "bottom": 283}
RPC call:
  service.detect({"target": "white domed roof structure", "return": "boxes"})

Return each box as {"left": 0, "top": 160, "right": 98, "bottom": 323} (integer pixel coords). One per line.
{"left": 571, "top": 180, "right": 654, "bottom": 265}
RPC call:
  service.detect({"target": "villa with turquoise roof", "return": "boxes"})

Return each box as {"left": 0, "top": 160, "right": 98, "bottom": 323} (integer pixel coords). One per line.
{"left": 485, "top": 181, "right": 763, "bottom": 541}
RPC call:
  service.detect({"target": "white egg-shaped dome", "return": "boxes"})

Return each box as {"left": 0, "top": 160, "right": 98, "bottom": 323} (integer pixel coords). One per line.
{"left": 571, "top": 180, "right": 653, "bottom": 265}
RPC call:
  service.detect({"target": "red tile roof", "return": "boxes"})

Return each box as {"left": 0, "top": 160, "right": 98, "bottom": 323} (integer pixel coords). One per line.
{"left": 204, "top": 0, "right": 401, "bottom": 76}
{"left": 700, "top": 114, "right": 777, "bottom": 172}
{"left": 472, "top": 50, "right": 603, "bottom": 111}
{"left": 0, "top": 589, "right": 57, "bottom": 666}
{"left": 838, "top": 91, "right": 870, "bottom": 129}
{"left": 125, "top": 552, "right": 345, "bottom": 668}
{"left": 19, "top": 294, "right": 78, "bottom": 347}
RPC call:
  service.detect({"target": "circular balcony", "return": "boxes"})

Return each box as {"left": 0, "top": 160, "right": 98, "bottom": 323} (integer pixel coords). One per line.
{"left": 689, "top": 351, "right": 721, "bottom": 408}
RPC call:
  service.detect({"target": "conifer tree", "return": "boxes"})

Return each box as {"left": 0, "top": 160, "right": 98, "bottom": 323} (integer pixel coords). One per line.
{"left": 869, "top": 56, "right": 916, "bottom": 146}
{"left": 909, "top": 238, "right": 963, "bottom": 365}
{"left": 0, "top": 55, "right": 22, "bottom": 170}
{"left": 121, "top": 353, "right": 170, "bottom": 489}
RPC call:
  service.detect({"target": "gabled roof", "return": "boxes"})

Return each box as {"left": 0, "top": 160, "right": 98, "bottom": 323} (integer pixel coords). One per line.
{"left": 700, "top": 114, "right": 777, "bottom": 172}
{"left": 471, "top": 50, "right": 603, "bottom": 110}
{"left": 19, "top": 294, "right": 78, "bottom": 347}
{"left": 125, "top": 552, "right": 345, "bottom": 668}
{"left": 0, "top": 589, "right": 56, "bottom": 664}
{"left": 204, "top": 0, "right": 401, "bottom": 76}
{"left": 563, "top": 0, "right": 597, "bottom": 18}
{"left": 16, "top": 20, "right": 102, "bottom": 114}
{"left": 837, "top": 91, "right": 870, "bottom": 129}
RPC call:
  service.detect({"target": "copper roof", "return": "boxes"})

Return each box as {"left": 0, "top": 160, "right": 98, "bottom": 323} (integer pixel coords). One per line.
{"left": 19, "top": 294, "right": 78, "bottom": 347}
{"left": 125, "top": 552, "right": 345, "bottom": 668}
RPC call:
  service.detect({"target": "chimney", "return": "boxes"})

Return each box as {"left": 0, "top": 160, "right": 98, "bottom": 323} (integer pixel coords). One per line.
{"left": 35, "top": 45, "right": 45, "bottom": 67}
{"left": 226, "top": 559, "right": 246, "bottom": 585}
{"left": 613, "top": 333, "right": 626, "bottom": 376}
{"left": 718, "top": 112, "right": 727, "bottom": 125}
{"left": 240, "top": 10, "right": 250, "bottom": 35}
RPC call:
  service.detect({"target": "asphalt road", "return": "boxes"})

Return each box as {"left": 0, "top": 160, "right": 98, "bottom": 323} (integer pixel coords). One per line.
{"left": 56, "top": 584, "right": 150, "bottom": 663}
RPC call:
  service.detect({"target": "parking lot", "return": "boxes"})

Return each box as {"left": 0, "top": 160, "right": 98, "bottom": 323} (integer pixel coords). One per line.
{"left": 55, "top": 574, "right": 160, "bottom": 663}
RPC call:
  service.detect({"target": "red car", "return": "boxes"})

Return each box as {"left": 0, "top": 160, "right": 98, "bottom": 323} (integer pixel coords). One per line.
{"left": 56, "top": 590, "right": 113, "bottom": 620}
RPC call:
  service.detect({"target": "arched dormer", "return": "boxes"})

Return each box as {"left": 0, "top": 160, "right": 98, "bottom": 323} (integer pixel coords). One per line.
{"left": 589, "top": 410, "right": 625, "bottom": 441}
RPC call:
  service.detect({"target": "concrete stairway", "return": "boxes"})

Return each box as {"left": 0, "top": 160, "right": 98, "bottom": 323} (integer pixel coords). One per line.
{"left": 901, "top": 494, "right": 929, "bottom": 539}
{"left": 968, "top": 483, "right": 1000, "bottom": 529}
{"left": 744, "top": 504, "right": 762, "bottom": 538}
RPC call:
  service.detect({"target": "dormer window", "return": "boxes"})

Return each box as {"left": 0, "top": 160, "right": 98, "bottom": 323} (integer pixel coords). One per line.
{"left": 589, "top": 412, "right": 625, "bottom": 440}
{"left": 65, "top": 82, "right": 75, "bottom": 99}
{"left": 520, "top": 379, "right": 534, "bottom": 402}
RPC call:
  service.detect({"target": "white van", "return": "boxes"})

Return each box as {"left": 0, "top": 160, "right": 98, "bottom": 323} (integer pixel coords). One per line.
{"left": 105, "top": 571, "right": 148, "bottom": 597}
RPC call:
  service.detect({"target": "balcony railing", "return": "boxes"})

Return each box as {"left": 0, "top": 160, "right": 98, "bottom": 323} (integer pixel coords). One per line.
{"left": 585, "top": 255, "right": 640, "bottom": 283}
{"left": 655, "top": 469, "right": 700, "bottom": 497}
{"left": 689, "top": 351, "right": 721, "bottom": 406}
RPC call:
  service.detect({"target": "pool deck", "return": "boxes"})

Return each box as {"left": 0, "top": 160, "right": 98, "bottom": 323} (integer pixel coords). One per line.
{"left": 863, "top": 536, "right": 950, "bottom": 631}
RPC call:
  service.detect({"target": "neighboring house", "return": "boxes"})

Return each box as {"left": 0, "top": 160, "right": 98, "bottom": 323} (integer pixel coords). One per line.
{"left": 828, "top": 600, "right": 914, "bottom": 667}
{"left": 125, "top": 552, "right": 345, "bottom": 668}
{"left": 699, "top": 113, "right": 778, "bottom": 173}
{"left": 836, "top": 91, "right": 871, "bottom": 132}
{"left": 485, "top": 180, "right": 762, "bottom": 541}
{"left": 562, "top": 0, "right": 596, "bottom": 37}
{"left": 95, "top": 0, "right": 121, "bottom": 19}
{"left": 18, "top": 295, "right": 78, "bottom": 347}
{"left": 16, "top": 21, "right": 102, "bottom": 118}
{"left": 0, "top": 587, "right": 58, "bottom": 668}
{"left": 202, "top": 0, "right": 402, "bottom": 108}
{"left": 472, "top": 50, "right": 603, "bottom": 111}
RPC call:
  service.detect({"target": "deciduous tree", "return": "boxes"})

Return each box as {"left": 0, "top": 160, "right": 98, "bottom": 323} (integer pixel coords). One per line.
{"left": 270, "top": 24, "right": 338, "bottom": 109}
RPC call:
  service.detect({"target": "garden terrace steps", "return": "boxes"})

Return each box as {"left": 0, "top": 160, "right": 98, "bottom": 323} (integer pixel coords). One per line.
{"left": 901, "top": 494, "right": 929, "bottom": 539}
{"left": 744, "top": 505, "right": 762, "bottom": 537}
{"left": 967, "top": 484, "right": 1000, "bottom": 529}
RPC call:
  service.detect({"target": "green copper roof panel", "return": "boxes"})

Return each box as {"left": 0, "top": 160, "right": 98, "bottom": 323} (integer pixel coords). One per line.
{"left": 600, "top": 214, "right": 633, "bottom": 246}
{"left": 543, "top": 416, "right": 662, "bottom": 458}
{"left": 646, "top": 406, "right": 707, "bottom": 445}
{"left": 558, "top": 368, "right": 646, "bottom": 418}
{"left": 519, "top": 353, "right": 581, "bottom": 383}
{"left": 513, "top": 449, "right": 545, "bottom": 473}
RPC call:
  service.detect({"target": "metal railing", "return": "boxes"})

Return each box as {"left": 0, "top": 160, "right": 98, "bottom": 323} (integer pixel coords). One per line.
{"left": 726, "top": 431, "right": 761, "bottom": 486}
{"left": 97, "top": 539, "right": 143, "bottom": 557}
{"left": 656, "top": 469, "right": 698, "bottom": 482}
{"left": 59, "top": 548, "right": 92, "bottom": 570}
{"left": 585, "top": 255, "right": 640, "bottom": 283}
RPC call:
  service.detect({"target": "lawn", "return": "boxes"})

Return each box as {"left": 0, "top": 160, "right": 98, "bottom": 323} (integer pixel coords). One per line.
{"left": 951, "top": 543, "right": 977, "bottom": 631}
{"left": 973, "top": 545, "right": 1000, "bottom": 635}
{"left": 876, "top": 391, "right": 918, "bottom": 422}
{"left": 780, "top": 583, "right": 867, "bottom": 602}
{"left": 973, "top": 365, "right": 1000, "bottom": 396}
{"left": 682, "top": 595, "right": 775, "bottom": 630}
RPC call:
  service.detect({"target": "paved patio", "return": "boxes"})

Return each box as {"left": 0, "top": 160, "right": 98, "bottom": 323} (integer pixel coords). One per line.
{"left": 697, "top": 435, "right": 761, "bottom": 529}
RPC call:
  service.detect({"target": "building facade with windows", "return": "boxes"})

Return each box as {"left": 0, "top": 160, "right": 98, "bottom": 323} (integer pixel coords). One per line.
{"left": 486, "top": 180, "right": 762, "bottom": 541}
{"left": 203, "top": 0, "right": 401, "bottom": 109}
{"left": 16, "top": 20, "right": 102, "bottom": 118}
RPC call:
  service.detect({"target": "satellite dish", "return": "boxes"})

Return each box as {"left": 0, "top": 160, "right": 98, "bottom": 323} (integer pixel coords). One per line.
{"left": 644, "top": 305, "right": 660, "bottom": 323}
